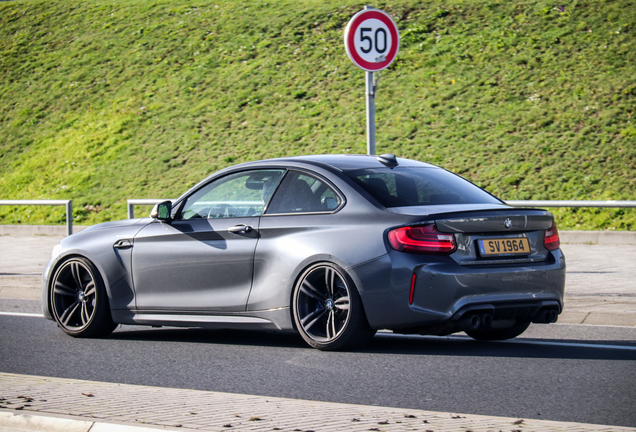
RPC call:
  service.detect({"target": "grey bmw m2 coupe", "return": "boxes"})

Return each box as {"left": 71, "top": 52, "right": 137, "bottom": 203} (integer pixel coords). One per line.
{"left": 42, "top": 154, "right": 565, "bottom": 350}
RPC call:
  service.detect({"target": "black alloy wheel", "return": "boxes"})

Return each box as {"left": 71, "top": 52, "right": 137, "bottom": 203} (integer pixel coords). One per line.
{"left": 50, "top": 257, "right": 117, "bottom": 337}
{"left": 293, "top": 263, "right": 375, "bottom": 350}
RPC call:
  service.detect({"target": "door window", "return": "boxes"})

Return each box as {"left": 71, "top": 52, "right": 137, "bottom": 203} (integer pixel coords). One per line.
{"left": 265, "top": 171, "right": 342, "bottom": 215}
{"left": 178, "top": 169, "right": 285, "bottom": 220}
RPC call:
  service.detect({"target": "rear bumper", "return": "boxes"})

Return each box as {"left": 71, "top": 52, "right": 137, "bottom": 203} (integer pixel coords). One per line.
{"left": 354, "top": 249, "right": 566, "bottom": 332}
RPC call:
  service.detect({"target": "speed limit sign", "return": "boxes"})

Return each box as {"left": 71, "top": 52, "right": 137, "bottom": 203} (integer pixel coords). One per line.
{"left": 344, "top": 7, "right": 400, "bottom": 72}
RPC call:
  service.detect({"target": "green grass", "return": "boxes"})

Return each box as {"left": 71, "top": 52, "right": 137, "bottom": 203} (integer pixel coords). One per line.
{"left": 1, "top": 0, "right": 634, "bottom": 229}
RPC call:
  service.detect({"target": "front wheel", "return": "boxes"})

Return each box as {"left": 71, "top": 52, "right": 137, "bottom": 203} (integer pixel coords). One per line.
{"left": 465, "top": 320, "right": 531, "bottom": 341}
{"left": 50, "top": 257, "right": 117, "bottom": 338}
{"left": 293, "top": 263, "right": 375, "bottom": 351}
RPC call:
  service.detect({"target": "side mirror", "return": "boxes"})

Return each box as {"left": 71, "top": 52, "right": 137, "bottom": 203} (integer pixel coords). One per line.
{"left": 150, "top": 200, "right": 173, "bottom": 221}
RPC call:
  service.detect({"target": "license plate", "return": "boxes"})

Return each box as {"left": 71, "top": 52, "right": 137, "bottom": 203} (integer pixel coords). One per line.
{"left": 478, "top": 238, "right": 530, "bottom": 256}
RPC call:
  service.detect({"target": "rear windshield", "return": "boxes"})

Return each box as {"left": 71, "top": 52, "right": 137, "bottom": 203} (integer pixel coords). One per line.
{"left": 346, "top": 167, "right": 501, "bottom": 208}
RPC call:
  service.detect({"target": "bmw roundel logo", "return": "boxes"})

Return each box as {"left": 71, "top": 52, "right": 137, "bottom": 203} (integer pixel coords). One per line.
{"left": 504, "top": 218, "right": 513, "bottom": 229}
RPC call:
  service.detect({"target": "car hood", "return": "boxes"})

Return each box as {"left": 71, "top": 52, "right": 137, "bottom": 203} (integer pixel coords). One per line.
{"left": 79, "top": 218, "right": 151, "bottom": 233}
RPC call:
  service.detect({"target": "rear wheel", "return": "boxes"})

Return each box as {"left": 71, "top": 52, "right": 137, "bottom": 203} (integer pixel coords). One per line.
{"left": 293, "top": 263, "right": 375, "bottom": 351}
{"left": 50, "top": 257, "right": 117, "bottom": 338}
{"left": 465, "top": 320, "right": 531, "bottom": 341}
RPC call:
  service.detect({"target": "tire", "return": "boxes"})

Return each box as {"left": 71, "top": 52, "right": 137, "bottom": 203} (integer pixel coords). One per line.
{"left": 292, "top": 263, "right": 376, "bottom": 351}
{"left": 50, "top": 257, "right": 117, "bottom": 338}
{"left": 465, "top": 320, "right": 531, "bottom": 341}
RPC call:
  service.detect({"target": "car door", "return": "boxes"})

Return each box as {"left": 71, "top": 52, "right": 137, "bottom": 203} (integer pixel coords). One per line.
{"left": 131, "top": 169, "right": 285, "bottom": 312}
{"left": 247, "top": 170, "right": 347, "bottom": 311}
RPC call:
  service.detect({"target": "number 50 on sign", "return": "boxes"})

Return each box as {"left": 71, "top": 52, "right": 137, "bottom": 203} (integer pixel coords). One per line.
{"left": 344, "top": 8, "right": 400, "bottom": 72}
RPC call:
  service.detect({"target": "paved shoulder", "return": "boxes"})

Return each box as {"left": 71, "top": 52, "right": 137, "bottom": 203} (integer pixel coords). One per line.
{"left": 559, "top": 243, "right": 636, "bottom": 326}
{"left": 1, "top": 373, "right": 634, "bottom": 432}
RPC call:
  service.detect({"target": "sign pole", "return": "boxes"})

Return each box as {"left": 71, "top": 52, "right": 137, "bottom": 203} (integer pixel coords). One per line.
{"left": 366, "top": 71, "right": 376, "bottom": 155}
{"left": 344, "top": 6, "right": 399, "bottom": 157}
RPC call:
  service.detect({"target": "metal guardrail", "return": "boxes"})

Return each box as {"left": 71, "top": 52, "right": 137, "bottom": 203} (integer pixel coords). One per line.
{"left": 127, "top": 199, "right": 636, "bottom": 219}
{"left": 0, "top": 200, "right": 73, "bottom": 236}
{"left": 505, "top": 200, "right": 636, "bottom": 208}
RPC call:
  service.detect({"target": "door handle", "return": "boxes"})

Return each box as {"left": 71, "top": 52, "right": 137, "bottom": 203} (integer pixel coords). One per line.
{"left": 114, "top": 239, "right": 133, "bottom": 249}
{"left": 227, "top": 224, "right": 253, "bottom": 234}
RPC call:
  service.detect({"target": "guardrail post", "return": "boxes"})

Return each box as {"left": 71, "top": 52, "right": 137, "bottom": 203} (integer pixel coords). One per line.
{"left": 66, "top": 200, "right": 73, "bottom": 236}
{"left": 127, "top": 202, "right": 134, "bottom": 219}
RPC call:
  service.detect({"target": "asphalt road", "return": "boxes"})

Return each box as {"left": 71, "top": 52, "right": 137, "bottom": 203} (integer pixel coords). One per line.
{"left": 1, "top": 312, "right": 635, "bottom": 427}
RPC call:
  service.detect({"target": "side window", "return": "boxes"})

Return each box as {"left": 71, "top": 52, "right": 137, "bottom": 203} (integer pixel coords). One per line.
{"left": 265, "top": 171, "right": 342, "bottom": 215}
{"left": 177, "top": 169, "right": 285, "bottom": 220}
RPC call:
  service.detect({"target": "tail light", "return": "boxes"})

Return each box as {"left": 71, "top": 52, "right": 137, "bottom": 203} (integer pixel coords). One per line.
{"left": 544, "top": 220, "right": 560, "bottom": 251}
{"left": 388, "top": 224, "right": 457, "bottom": 255}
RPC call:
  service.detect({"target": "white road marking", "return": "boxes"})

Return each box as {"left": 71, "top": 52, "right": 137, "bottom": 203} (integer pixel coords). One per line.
{"left": 380, "top": 332, "right": 636, "bottom": 351}
{"left": 1, "top": 313, "right": 635, "bottom": 351}
{"left": 503, "top": 338, "right": 636, "bottom": 351}
{"left": 555, "top": 322, "right": 636, "bottom": 329}
{"left": 0, "top": 311, "right": 43, "bottom": 318}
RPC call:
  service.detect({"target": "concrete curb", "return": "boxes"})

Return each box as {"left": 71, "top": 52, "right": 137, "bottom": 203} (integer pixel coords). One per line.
{"left": 1, "top": 224, "right": 634, "bottom": 243}
{"left": 0, "top": 411, "right": 186, "bottom": 432}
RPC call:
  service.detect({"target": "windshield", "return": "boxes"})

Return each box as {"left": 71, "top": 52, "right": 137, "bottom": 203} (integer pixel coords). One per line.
{"left": 346, "top": 167, "right": 501, "bottom": 208}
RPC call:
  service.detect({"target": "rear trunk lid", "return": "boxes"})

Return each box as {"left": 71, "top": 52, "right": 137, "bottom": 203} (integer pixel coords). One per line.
{"left": 434, "top": 208, "right": 553, "bottom": 233}
{"left": 392, "top": 206, "right": 554, "bottom": 265}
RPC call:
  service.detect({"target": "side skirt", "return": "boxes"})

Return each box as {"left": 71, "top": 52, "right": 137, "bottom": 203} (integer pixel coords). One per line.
{"left": 111, "top": 307, "right": 293, "bottom": 331}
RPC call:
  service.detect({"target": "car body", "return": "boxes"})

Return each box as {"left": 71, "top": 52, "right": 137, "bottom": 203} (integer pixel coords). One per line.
{"left": 42, "top": 154, "right": 566, "bottom": 350}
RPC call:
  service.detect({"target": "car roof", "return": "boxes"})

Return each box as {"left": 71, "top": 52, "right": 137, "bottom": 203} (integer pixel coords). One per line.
{"left": 178, "top": 154, "right": 439, "bottom": 205}
{"left": 254, "top": 154, "right": 437, "bottom": 172}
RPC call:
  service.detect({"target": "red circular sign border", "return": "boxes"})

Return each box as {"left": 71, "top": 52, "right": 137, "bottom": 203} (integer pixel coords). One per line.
{"left": 345, "top": 9, "right": 400, "bottom": 72}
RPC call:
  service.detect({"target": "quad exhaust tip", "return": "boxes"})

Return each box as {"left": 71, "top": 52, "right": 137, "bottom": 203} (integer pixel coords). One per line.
{"left": 458, "top": 314, "right": 490, "bottom": 331}
{"left": 533, "top": 309, "right": 559, "bottom": 324}
{"left": 456, "top": 307, "right": 558, "bottom": 331}
{"left": 479, "top": 313, "right": 493, "bottom": 329}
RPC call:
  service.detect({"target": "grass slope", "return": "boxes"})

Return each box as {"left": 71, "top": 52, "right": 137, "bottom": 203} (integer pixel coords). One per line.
{"left": 0, "top": 0, "right": 634, "bottom": 229}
